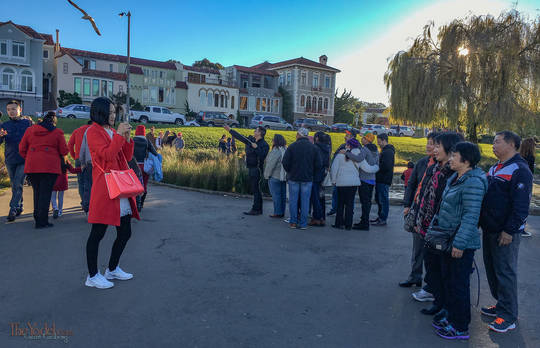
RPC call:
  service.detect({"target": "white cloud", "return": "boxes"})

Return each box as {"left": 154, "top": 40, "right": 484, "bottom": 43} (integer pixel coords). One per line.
{"left": 333, "top": 0, "right": 530, "bottom": 104}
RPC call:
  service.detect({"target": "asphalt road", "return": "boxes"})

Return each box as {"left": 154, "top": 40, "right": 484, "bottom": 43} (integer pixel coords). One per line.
{"left": 1, "top": 178, "right": 539, "bottom": 347}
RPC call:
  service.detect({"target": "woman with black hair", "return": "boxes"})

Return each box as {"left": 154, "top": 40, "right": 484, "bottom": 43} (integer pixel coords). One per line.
{"left": 19, "top": 111, "right": 69, "bottom": 228}
{"left": 84, "top": 97, "right": 140, "bottom": 289}
{"left": 264, "top": 134, "right": 287, "bottom": 218}
{"left": 309, "top": 131, "right": 331, "bottom": 226}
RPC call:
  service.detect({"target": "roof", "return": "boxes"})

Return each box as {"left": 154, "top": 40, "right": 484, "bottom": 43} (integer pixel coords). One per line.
{"left": 73, "top": 69, "right": 127, "bottom": 81}
{"left": 175, "top": 81, "right": 188, "bottom": 89}
{"left": 233, "top": 65, "right": 278, "bottom": 77}
{"left": 129, "top": 66, "right": 144, "bottom": 74}
{"left": 0, "top": 21, "right": 53, "bottom": 44}
{"left": 183, "top": 65, "right": 220, "bottom": 75}
{"left": 61, "top": 47, "right": 177, "bottom": 70}
{"left": 252, "top": 57, "right": 340, "bottom": 73}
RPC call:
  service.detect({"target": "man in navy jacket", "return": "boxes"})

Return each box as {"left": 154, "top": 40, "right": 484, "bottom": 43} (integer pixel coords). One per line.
{"left": 479, "top": 131, "right": 533, "bottom": 333}
{"left": 0, "top": 100, "right": 32, "bottom": 222}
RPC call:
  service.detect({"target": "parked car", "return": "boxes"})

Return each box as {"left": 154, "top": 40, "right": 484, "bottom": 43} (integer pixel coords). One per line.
{"left": 56, "top": 104, "right": 90, "bottom": 119}
{"left": 294, "top": 118, "right": 330, "bottom": 132}
{"left": 130, "top": 106, "right": 186, "bottom": 125}
{"left": 249, "top": 115, "right": 293, "bottom": 130}
{"left": 360, "top": 124, "right": 389, "bottom": 135}
{"left": 388, "top": 125, "right": 415, "bottom": 137}
{"left": 185, "top": 120, "right": 200, "bottom": 127}
{"left": 331, "top": 123, "right": 360, "bottom": 135}
{"left": 196, "top": 111, "right": 239, "bottom": 127}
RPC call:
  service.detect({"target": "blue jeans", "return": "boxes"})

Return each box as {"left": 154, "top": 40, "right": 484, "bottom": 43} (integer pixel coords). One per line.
{"left": 268, "top": 178, "right": 286, "bottom": 216}
{"left": 6, "top": 162, "right": 25, "bottom": 213}
{"left": 375, "top": 183, "right": 390, "bottom": 221}
{"left": 288, "top": 181, "right": 312, "bottom": 228}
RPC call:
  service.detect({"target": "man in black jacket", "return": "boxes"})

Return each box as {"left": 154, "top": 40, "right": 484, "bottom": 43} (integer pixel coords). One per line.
{"left": 225, "top": 125, "right": 269, "bottom": 215}
{"left": 479, "top": 131, "right": 533, "bottom": 333}
{"left": 372, "top": 133, "right": 395, "bottom": 226}
{"left": 282, "top": 128, "right": 322, "bottom": 229}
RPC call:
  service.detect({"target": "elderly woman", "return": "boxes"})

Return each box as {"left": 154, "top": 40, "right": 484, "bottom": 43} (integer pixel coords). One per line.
{"left": 429, "top": 142, "right": 487, "bottom": 340}
{"left": 19, "top": 111, "right": 68, "bottom": 228}
{"left": 84, "top": 97, "right": 140, "bottom": 289}
{"left": 264, "top": 134, "right": 287, "bottom": 218}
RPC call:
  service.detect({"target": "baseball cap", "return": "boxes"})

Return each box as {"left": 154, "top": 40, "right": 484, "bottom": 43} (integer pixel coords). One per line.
{"left": 297, "top": 127, "right": 309, "bottom": 137}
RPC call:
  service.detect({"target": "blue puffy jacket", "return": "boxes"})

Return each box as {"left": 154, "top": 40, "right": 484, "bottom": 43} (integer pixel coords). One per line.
{"left": 0, "top": 118, "right": 32, "bottom": 165}
{"left": 434, "top": 168, "right": 488, "bottom": 250}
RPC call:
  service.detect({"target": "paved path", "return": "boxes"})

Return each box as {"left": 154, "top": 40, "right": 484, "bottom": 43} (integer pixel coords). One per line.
{"left": 1, "top": 178, "right": 539, "bottom": 347}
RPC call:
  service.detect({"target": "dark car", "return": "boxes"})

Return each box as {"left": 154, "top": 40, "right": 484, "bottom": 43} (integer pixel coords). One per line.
{"left": 294, "top": 118, "right": 330, "bottom": 132}
{"left": 196, "top": 111, "right": 239, "bottom": 127}
{"left": 331, "top": 123, "right": 360, "bottom": 135}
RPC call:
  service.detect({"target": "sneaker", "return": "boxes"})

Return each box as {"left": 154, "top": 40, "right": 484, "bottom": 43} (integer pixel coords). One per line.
{"left": 85, "top": 272, "right": 114, "bottom": 289}
{"left": 283, "top": 218, "right": 290, "bottom": 223}
{"left": 488, "top": 317, "right": 516, "bottom": 333}
{"left": 58, "top": 209, "right": 63, "bottom": 217}
{"left": 53, "top": 210, "right": 59, "bottom": 219}
{"left": 7, "top": 211, "right": 16, "bottom": 222}
{"left": 432, "top": 317, "right": 449, "bottom": 330}
{"left": 327, "top": 209, "right": 336, "bottom": 216}
{"left": 412, "top": 289, "right": 435, "bottom": 302}
{"left": 289, "top": 223, "right": 297, "bottom": 229}
{"left": 521, "top": 230, "right": 532, "bottom": 237}
{"left": 299, "top": 226, "right": 307, "bottom": 230}
{"left": 436, "top": 324, "right": 469, "bottom": 340}
{"left": 369, "top": 217, "right": 379, "bottom": 223}
{"left": 372, "top": 219, "right": 387, "bottom": 226}
{"left": 15, "top": 208, "right": 23, "bottom": 217}
{"left": 105, "top": 266, "right": 133, "bottom": 280}
{"left": 480, "top": 305, "right": 497, "bottom": 317}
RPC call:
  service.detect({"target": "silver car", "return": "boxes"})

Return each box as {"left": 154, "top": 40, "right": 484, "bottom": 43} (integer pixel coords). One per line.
{"left": 250, "top": 115, "right": 293, "bottom": 130}
{"left": 57, "top": 104, "right": 90, "bottom": 119}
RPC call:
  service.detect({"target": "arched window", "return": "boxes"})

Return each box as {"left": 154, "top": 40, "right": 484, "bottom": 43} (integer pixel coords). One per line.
{"left": 200, "top": 90, "right": 206, "bottom": 106}
{"left": 306, "top": 96, "right": 311, "bottom": 110}
{"left": 21, "top": 70, "right": 33, "bottom": 92}
{"left": 324, "top": 98, "right": 329, "bottom": 110}
{"left": 318, "top": 97, "right": 323, "bottom": 112}
{"left": 208, "top": 91, "right": 213, "bottom": 106}
{"left": 2, "top": 67, "right": 16, "bottom": 90}
{"left": 214, "top": 93, "right": 219, "bottom": 107}
{"left": 231, "top": 96, "right": 235, "bottom": 109}
{"left": 300, "top": 95, "right": 305, "bottom": 107}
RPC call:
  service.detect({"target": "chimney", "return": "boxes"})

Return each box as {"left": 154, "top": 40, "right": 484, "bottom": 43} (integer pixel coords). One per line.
{"left": 319, "top": 55, "right": 328, "bottom": 65}
{"left": 55, "top": 29, "right": 60, "bottom": 53}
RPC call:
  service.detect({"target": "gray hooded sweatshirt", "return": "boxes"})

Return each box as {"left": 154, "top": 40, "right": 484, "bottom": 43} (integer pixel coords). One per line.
{"left": 345, "top": 143, "right": 379, "bottom": 184}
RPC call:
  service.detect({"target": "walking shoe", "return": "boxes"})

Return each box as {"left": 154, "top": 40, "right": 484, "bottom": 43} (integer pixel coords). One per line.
{"left": 488, "top": 317, "right": 516, "bottom": 333}
{"left": 299, "top": 226, "right": 307, "bottom": 230}
{"left": 105, "top": 266, "right": 133, "bottom": 280}
{"left": 269, "top": 214, "right": 284, "bottom": 218}
{"left": 289, "top": 223, "right": 297, "bottom": 229}
{"left": 53, "top": 210, "right": 59, "bottom": 219}
{"left": 15, "top": 208, "right": 23, "bottom": 217}
{"left": 371, "top": 219, "right": 387, "bottom": 226}
{"left": 243, "top": 210, "right": 262, "bottom": 216}
{"left": 413, "top": 289, "right": 435, "bottom": 302}
{"left": 85, "top": 273, "right": 114, "bottom": 289}
{"left": 432, "top": 316, "right": 449, "bottom": 330}
{"left": 308, "top": 219, "right": 321, "bottom": 226}
{"left": 352, "top": 223, "right": 369, "bottom": 231}
{"left": 436, "top": 324, "right": 469, "bottom": 340}
{"left": 58, "top": 209, "right": 63, "bottom": 217}
{"left": 327, "top": 209, "right": 336, "bottom": 216}
{"left": 331, "top": 224, "right": 344, "bottom": 230}
{"left": 369, "top": 217, "right": 379, "bottom": 223}
{"left": 399, "top": 280, "right": 422, "bottom": 288}
{"left": 284, "top": 218, "right": 290, "bottom": 223}
{"left": 521, "top": 230, "right": 532, "bottom": 237}
{"left": 421, "top": 305, "right": 442, "bottom": 315}
{"left": 480, "top": 305, "right": 497, "bottom": 317}
{"left": 35, "top": 223, "right": 54, "bottom": 229}
{"left": 7, "top": 211, "right": 16, "bottom": 222}
{"left": 433, "top": 309, "right": 448, "bottom": 322}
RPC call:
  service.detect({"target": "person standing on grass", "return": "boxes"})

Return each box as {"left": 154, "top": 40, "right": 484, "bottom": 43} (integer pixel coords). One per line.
{"left": 146, "top": 126, "right": 156, "bottom": 149}
{"left": 67, "top": 120, "right": 92, "bottom": 213}
{"left": 282, "top": 128, "right": 322, "bottom": 229}
{"left": 173, "top": 132, "right": 185, "bottom": 152}
{"left": 264, "top": 134, "right": 287, "bottom": 218}
{"left": 0, "top": 100, "right": 32, "bottom": 222}
{"left": 51, "top": 157, "right": 82, "bottom": 219}
{"left": 19, "top": 112, "right": 69, "bottom": 229}
{"left": 224, "top": 125, "right": 269, "bottom": 215}
{"left": 156, "top": 131, "right": 164, "bottom": 150}
{"left": 371, "top": 133, "right": 395, "bottom": 226}
{"left": 218, "top": 135, "right": 228, "bottom": 153}
{"left": 479, "top": 131, "right": 533, "bottom": 333}
{"left": 85, "top": 97, "right": 139, "bottom": 289}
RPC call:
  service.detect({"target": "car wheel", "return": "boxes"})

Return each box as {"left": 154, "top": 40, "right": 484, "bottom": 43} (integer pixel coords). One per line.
{"left": 286, "top": 127, "right": 292, "bottom": 131}
{"left": 399, "top": 132, "right": 404, "bottom": 137}
{"left": 67, "top": 114, "right": 76, "bottom": 119}
{"left": 373, "top": 131, "right": 378, "bottom": 135}
{"left": 140, "top": 116, "right": 148, "bottom": 124}
{"left": 229, "top": 123, "right": 235, "bottom": 128}
{"left": 265, "top": 125, "right": 270, "bottom": 130}
{"left": 207, "top": 122, "right": 214, "bottom": 127}
{"left": 388, "top": 132, "right": 393, "bottom": 136}
{"left": 175, "top": 119, "right": 184, "bottom": 126}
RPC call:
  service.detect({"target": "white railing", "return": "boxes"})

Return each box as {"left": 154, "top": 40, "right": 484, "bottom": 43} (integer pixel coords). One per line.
{"left": 0, "top": 84, "right": 36, "bottom": 93}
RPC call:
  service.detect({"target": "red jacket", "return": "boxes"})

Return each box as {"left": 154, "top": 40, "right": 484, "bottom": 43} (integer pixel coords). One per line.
{"left": 19, "top": 124, "right": 69, "bottom": 174}
{"left": 87, "top": 124, "right": 140, "bottom": 226}
{"left": 67, "top": 124, "right": 91, "bottom": 160}
{"left": 403, "top": 168, "right": 413, "bottom": 187}
{"left": 53, "top": 161, "right": 82, "bottom": 191}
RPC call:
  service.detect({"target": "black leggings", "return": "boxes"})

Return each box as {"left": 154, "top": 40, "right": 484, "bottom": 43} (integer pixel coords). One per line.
{"left": 86, "top": 215, "right": 132, "bottom": 277}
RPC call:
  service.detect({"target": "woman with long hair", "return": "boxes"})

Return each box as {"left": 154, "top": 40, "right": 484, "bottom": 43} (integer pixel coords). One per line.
{"left": 519, "top": 137, "right": 536, "bottom": 174}
{"left": 309, "top": 131, "right": 331, "bottom": 226}
{"left": 264, "top": 134, "right": 287, "bottom": 218}
{"left": 84, "top": 97, "right": 140, "bottom": 289}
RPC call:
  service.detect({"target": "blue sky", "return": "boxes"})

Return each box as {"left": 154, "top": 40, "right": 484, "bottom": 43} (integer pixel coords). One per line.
{"left": 2, "top": 0, "right": 538, "bottom": 102}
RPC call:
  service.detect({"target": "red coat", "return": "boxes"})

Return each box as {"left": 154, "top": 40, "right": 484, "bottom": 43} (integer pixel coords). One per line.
{"left": 67, "top": 124, "right": 90, "bottom": 160}
{"left": 19, "top": 124, "right": 69, "bottom": 174}
{"left": 53, "top": 162, "right": 82, "bottom": 191}
{"left": 87, "top": 125, "right": 140, "bottom": 226}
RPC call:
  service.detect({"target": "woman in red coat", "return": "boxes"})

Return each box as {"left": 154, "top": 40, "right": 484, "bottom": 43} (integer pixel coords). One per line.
{"left": 51, "top": 158, "right": 81, "bottom": 219}
{"left": 85, "top": 97, "right": 140, "bottom": 290}
{"left": 19, "top": 111, "right": 68, "bottom": 228}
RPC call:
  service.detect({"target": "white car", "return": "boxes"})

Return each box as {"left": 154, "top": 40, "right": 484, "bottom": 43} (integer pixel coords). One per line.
{"left": 360, "top": 124, "right": 389, "bottom": 135}
{"left": 130, "top": 106, "right": 186, "bottom": 125}
{"left": 185, "top": 120, "right": 200, "bottom": 127}
{"left": 388, "top": 125, "right": 415, "bottom": 137}
{"left": 57, "top": 104, "right": 90, "bottom": 119}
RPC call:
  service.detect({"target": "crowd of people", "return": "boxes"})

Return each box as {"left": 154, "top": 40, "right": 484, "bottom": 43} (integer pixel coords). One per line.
{"left": 1, "top": 100, "right": 536, "bottom": 339}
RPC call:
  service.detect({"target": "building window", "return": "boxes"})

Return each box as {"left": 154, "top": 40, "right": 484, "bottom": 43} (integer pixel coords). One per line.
{"left": 313, "top": 73, "right": 319, "bottom": 88}
{"left": 92, "top": 79, "right": 99, "bottom": 96}
{"left": 2, "top": 67, "right": 15, "bottom": 90}
{"left": 256, "top": 98, "right": 261, "bottom": 111}
{"left": 19, "top": 70, "right": 32, "bottom": 92}
{"left": 90, "top": 60, "right": 96, "bottom": 70}
{"left": 324, "top": 98, "right": 329, "bottom": 110}
{"left": 264, "top": 77, "right": 270, "bottom": 89}
{"left": 325, "top": 76, "right": 330, "bottom": 89}
{"left": 12, "top": 41, "right": 25, "bottom": 58}
{"left": 150, "top": 86, "right": 158, "bottom": 103}
{"left": 109, "top": 81, "right": 113, "bottom": 96}
{"left": 225, "top": 95, "right": 228, "bottom": 108}
{"left": 214, "top": 93, "right": 219, "bottom": 107}
{"left": 109, "top": 64, "right": 113, "bottom": 72}
{"left": 279, "top": 73, "right": 284, "bottom": 86}
{"left": 43, "top": 50, "right": 49, "bottom": 59}
{"left": 318, "top": 97, "right": 323, "bottom": 112}
{"left": 119, "top": 85, "right": 123, "bottom": 93}
{"left": 159, "top": 87, "right": 164, "bottom": 103}
{"left": 261, "top": 98, "right": 267, "bottom": 112}
{"left": 0, "top": 40, "right": 7, "bottom": 56}
{"left": 220, "top": 94, "right": 224, "bottom": 107}
{"left": 301, "top": 72, "right": 306, "bottom": 85}
{"left": 83, "top": 78, "right": 91, "bottom": 96}
{"left": 231, "top": 96, "right": 235, "bottom": 109}
{"left": 200, "top": 90, "right": 206, "bottom": 106}
{"left": 207, "top": 92, "right": 213, "bottom": 106}
{"left": 274, "top": 99, "right": 279, "bottom": 113}
{"left": 74, "top": 77, "right": 81, "bottom": 95}
{"left": 240, "top": 96, "right": 247, "bottom": 110}
{"left": 63, "top": 63, "right": 68, "bottom": 74}
{"left": 159, "top": 71, "right": 163, "bottom": 78}
{"left": 252, "top": 75, "right": 261, "bottom": 88}
{"left": 142, "top": 87, "right": 149, "bottom": 103}
{"left": 286, "top": 72, "right": 291, "bottom": 85}
{"left": 300, "top": 95, "right": 305, "bottom": 107}
{"left": 306, "top": 96, "right": 311, "bottom": 110}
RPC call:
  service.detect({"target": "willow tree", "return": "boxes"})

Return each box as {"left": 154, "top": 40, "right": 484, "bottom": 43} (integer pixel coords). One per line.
{"left": 385, "top": 11, "right": 540, "bottom": 142}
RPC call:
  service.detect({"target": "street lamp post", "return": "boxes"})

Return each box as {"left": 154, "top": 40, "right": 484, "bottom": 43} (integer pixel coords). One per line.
{"left": 119, "top": 11, "right": 131, "bottom": 122}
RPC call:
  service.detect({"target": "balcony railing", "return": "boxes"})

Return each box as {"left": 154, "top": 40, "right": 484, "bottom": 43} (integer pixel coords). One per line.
{"left": 184, "top": 76, "right": 236, "bottom": 88}
{"left": 0, "top": 84, "right": 37, "bottom": 94}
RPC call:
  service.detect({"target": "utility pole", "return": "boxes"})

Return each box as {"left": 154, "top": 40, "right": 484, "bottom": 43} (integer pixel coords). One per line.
{"left": 119, "top": 11, "right": 131, "bottom": 122}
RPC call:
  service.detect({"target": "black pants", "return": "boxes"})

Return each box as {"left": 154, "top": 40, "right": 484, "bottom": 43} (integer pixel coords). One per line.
{"left": 443, "top": 249, "right": 475, "bottom": 332}
{"left": 28, "top": 173, "right": 58, "bottom": 228}
{"left": 248, "top": 167, "right": 262, "bottom": 212}
{"left": 335, "top": 186, "right": 357, "bottom": 228}
{"left": 357, "top": 183, "right": 374, "bottom": 227}
{"left": 86, "top": 215, "right": 132, "bottom": 277}
{"left": 424, "top": 247, "right": 445, "bottom": 309}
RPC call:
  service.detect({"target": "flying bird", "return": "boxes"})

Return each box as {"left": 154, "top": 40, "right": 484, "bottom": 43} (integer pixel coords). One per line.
{"left": 67, "top": 0, "right": 101, "bottom": 36}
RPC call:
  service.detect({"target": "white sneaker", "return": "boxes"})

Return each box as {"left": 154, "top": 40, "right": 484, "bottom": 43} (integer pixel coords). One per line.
{"left": 105, "top": 266, "right": 133, "bottom": 280}
{"left": 58, "top": 209, "right": 63, "bottom": 217}
{"left": 412, "top": 289, "right": 435, "bottom": 302}
{"left": 85, "top": 272, "right": 114, "bottom": 289}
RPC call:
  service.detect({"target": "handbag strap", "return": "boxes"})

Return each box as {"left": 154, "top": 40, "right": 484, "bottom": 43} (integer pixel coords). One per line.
{"left": 91, "top": 133, "right": 131, "bottom": 175}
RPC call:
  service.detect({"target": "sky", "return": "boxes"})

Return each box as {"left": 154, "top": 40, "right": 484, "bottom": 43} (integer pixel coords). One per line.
{"left": 2, "top": 0, "right": 538, "bottom": 103}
